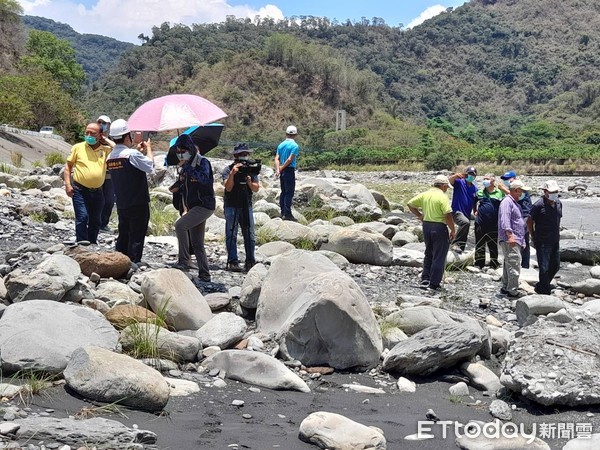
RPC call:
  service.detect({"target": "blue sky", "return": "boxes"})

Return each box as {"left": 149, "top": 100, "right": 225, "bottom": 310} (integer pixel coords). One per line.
{"left": 18, "top": 0, "right": 467, "bottom": 43}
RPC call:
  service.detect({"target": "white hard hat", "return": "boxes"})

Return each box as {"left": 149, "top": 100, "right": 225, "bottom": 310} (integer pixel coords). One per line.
{"left": 109, "top": 119, "right": 130, "bottom": 138}
{"left": 97, "top": 115, "right": 111, "bottom": 123}
{"left": 286, "top": 125, "right": 297, "bottom": 135}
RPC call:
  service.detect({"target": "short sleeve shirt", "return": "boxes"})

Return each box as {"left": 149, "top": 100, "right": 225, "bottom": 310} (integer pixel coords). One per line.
{"left": 276, "top": 139, "right": 299, "bottom": 169}
{"left": 67, "top": 142, "right": 111, "bottom": 188}
{"left": 408, "top": 188, "right": 452, "bottom": 223}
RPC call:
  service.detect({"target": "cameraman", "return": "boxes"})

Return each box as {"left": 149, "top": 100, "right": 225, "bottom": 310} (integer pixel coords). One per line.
{"left": 222, "top": 143, "right": 260, "bottom": 272}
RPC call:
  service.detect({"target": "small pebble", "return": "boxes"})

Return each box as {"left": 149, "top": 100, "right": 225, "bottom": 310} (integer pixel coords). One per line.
{"left": 231, "top": 399, "right": 244, "bottom": 407}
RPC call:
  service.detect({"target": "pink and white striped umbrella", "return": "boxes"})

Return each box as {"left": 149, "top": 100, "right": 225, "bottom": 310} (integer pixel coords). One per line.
{"left": 127, "top": 94, "right": 227, "bottom": 131}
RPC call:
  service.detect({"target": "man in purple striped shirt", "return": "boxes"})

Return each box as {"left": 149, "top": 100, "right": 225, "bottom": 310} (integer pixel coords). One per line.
{"left": 498, "top": 179, "right": 531, "bottom": 298}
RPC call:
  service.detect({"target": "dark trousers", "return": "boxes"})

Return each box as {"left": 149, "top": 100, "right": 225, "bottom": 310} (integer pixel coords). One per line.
{"left": 451, "top": 211, "right": 470, "bottom": 251}
{"left": 474, "top": 223, "right": 499, "bottom": 268}
{"left": 521, "top": 232, "right": 531, "bottom": 268}
{"left": 422, "top": 221, "right": 450, "bottom": 288}
{"left": 536, "top": 242, "right": 560, "bottom": 294}
{"left": 116, "top": 204, "right": 150, "bottom": 263}
{"left": 279, "top": 167, "right": 296, "bottom": 218}
{"left": 101, "top": 178, "right": 115, "bottom": 228}
{"left": 72, "top": 183, "right": 104, "bottom": 244}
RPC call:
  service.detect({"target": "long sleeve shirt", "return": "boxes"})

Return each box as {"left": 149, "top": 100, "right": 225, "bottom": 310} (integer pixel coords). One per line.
{"left": 498, "top": 195, "right": 526, "bottom": 247}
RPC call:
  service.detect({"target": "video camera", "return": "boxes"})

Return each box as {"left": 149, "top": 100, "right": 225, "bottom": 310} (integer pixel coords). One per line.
{"left": 237, "top": 159, "right": 261, "bottom": 177}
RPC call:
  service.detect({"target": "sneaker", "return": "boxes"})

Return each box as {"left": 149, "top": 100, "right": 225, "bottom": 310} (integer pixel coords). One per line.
{"left": 99, "top": 225, "right": 111, "bottom": 233}
{"left": 226, "top": 261, "right": 243, "bottom": 272}
{"left": 169, "top": 261, "right": 193, "bottom": 271}
{"left": 420, "top": 280, "right": 430, "bottom": 289}
{"left": 501, "top": 288, "right": 525, "bottom": 299}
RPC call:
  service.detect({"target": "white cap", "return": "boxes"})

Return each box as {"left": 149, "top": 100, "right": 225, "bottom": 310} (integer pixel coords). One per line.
{"left": 541, "top": 180, "right": 560, "bottom": 192}
{"left": 433, "top": 175, "right": 450, "bottom": 186}
{"left": 109, "top": 119, "right": 130, "bottom": 137}
{"left": 509, "top": 180, "right": 531, "bottom": 191}
{"left": 97, "top": 115, "right": 111, "bottom": 123}
{"left": 286, "top": 125, "right": 297, "bottom": 135}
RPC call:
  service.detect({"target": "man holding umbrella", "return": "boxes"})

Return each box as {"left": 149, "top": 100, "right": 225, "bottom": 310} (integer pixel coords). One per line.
{"left": 107, "top": 119, "right": 154, "bottom": 264}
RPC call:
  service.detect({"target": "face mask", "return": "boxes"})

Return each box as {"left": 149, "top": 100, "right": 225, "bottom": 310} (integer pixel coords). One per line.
{"left": 466, "top": 175, "right": 475, "bottom": 183}
{"left": 548, "top": 193, "right": 559, "bottom": 202}
{"left": 519, "top": 192, "right": 526, "bottom": 201}
{"left": 177, "top": 151, "right": 192, "bottom": 161}
{"left": 237, "top": 156, "right": 250, "bottom": 162}
{"left": 99, "top": 123, "right": 108, "bottom": 132}
{"left": 482, "top": 180, "right": 491, "bottom": 188}
{"left": 84, "top": 135, "right": 97, "bottom": 146}
{"left": 503, "top": 180, "right": 510, "bottom": 187}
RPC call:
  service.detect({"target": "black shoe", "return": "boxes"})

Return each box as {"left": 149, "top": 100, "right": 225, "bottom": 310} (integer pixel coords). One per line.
{"left": 197, "top": 273, "right": 211, "bottom": 282}
{"left": 244, "top": 260, "right": 256, "bottom": 272}
{"left": 99, "top": 225, "right": 111, "bottom": 233}
{"left": 420, "top": 280, "right": 430, "bottom": 289}
{"left": 226, "top": 261, "right": 243, "bottom": 272}
{"left": 283, "top": 216, "right": 298, "bottom": 222}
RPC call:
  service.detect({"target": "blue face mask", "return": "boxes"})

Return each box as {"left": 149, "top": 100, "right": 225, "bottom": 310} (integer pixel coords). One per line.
{"left": 482, "top": 180, "right": 491, "bottom": 188}
{"left": 466, "top": 175, "right": 475, "bottom": 183}
{"left": 503, "top": 180, "right": 511, "bottom": 187}
{"left": 84, "top": 135, "right": 97, "bottom": 146}
{"left": 99, "top": 123, "right": 108, "bottom": 132}
{"left": 519, "top": 192, "right": 526, "bottom": 201}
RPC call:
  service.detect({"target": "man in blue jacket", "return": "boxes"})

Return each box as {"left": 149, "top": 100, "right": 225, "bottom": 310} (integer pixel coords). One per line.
{"left": 449, "top": 166, "right": 478, "bottom": 253}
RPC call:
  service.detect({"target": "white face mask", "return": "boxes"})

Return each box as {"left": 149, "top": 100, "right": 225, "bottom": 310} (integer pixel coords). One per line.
{"left": 482, "top": 180, "right": 491, "bottom": 188}
{"left": 548, "top": 192, "right": 559, "bottom": 202}
{"left": 177, "top": 151, "right": 192, "bottom": 161}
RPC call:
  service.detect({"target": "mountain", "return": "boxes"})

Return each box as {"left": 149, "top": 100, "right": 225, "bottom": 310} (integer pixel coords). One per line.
{"left": 22, "top": 16, "right": 134, "bottom": 85}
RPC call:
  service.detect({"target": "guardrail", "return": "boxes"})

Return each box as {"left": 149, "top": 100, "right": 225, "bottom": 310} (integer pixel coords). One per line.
{"left": 0, "top": 124, "right": 65, "bottom": 141}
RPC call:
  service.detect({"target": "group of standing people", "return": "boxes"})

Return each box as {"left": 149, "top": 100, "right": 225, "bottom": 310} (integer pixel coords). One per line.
{"left": 408, "top": 166, "right": 563, "bottom": 297}
{"left": 65, "top": 119, "right": 301, "bottom": 282}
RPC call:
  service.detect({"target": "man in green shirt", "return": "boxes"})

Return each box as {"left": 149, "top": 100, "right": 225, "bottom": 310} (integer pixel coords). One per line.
{"left": 408, "top": 175, "right": 456, "bottom": 290}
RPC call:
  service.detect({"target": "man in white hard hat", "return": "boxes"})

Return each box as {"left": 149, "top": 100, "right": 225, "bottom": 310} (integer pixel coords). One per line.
{"left": 63, "top": 122, "right": 111, "bottom": 244}
{"left": 107, "top": 119, "right": 154, "bottom": 264}
{"left": 528, "top": 180, "right": 563, "bottom": 294}
{"left": 274, "top": 125, "right": 300, "bottom": 221}
{"left": 96, "top": 115, "right": 116, "bottom": 232}
{"left": 407, "top": 175, "right": 456, "bottom": 291}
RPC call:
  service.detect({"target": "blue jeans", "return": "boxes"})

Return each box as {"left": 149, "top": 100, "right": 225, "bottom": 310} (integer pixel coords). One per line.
{"left": 535, "top": 242, "right": 560, "bottom": 294}
{"left": 72, "top": 183, "right": 104, "bottom": 244}
{"left": 422, "top": 222, "right": 450, "bottom": 288}
{"left": 224, "top": 206, "right": 255, "bottom": 264}
{"left": 279, "top": 167, "right": 296, "bottom": 218}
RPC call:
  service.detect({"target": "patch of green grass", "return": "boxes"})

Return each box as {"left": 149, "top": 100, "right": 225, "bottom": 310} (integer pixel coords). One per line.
{"left": 122, "top": 300, "right": 175, "bottom": 361}
{"left": 448, "top": 395, "right": 464, "bottom": 404}
{"left": 0, "top": 162, "right": 16, "bottom": 174}
{"left": 256, "top": 226, "right": 278, "bottom": 245}
{"left": 294, "top": 236, "right": 317, "bottom": 251}
{"left": 10, "top": 151, "right": 23, "bottom": 168}
{"left": 32, "top": 160, "right": 44, "bottom": 168}
{"left": 364, "top": 181, "right": 423, "bottom": 206}
{"left": 323, "top": 162, "right": 425, "bottom": 172}
{"left": 45, "top": 151, "right": 66, "bottom": 166}
{"left": 74, "top": 401, "right": 128, "bottom": 420}
{"left": 22, "top": 179, "right": 38, "bottom": 190}
{"left": 12, "top": 370, "right": 57, "bottom": 405}
{"left": 63, "top": 209, "right": 75, "bottom": 220}
{"left": 379, "top": 320, "right": 397, "bottom": 336}
{"left": 148, "top": 199, "right": 179, "bottom": 236}
{"left": 28, "top": 212, "right": 46, "bottom": 223}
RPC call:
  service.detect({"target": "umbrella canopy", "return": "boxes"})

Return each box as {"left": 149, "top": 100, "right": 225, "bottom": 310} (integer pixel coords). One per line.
{"left": 165, "top": 123, "right": 225, "bottom": 165}
{"left": 128, "top": 94, "right": 227, "bottom": 132}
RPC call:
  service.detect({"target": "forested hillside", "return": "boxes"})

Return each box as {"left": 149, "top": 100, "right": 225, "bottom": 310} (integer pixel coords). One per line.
{"left": 7, "top": 0, "right": 600, "bottom": 168}
{"left": 22, "top": 16, "right": 134, "bottom": 84}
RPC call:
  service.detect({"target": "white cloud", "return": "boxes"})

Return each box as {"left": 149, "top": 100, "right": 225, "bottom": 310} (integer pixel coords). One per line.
{"left": 405, "top": 5, "right": 448, "bottom": 29}
{"left": 18, "top": 0, "right": 284, "bottom": 43}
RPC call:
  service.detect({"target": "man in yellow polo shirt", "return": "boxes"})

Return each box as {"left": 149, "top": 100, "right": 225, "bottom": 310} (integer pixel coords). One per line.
{"left": 407, "top": 175, "right": 456, "bottom": 291}
{"left": 63, "top": 122, "right": 111, "bottom": 244}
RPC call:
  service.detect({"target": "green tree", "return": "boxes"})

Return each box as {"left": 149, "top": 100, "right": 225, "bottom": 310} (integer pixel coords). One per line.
{"left": 21, "top": 30, "right": 85, "bottom": 95}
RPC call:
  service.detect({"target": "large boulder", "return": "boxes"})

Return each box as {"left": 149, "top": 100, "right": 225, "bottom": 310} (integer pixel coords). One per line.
{"left": 320, "top": 229, "right": 393, "bottom": 266}
{"left": 64, "top": 346, "right": 170, "bottom": 412}
{"left": 0, "top": 301, "right": 119, "bottom": 374}
{"left": 14, "top": 417, "right": 157, "bottom": 448}
{"left": 560, "top": 240, "right": 600, "bottom": 265}
{"left": 95, "top": 281, "right": 143, "bottom": 307}
{"left": 382, "top": 324, "right": 484, "bottom": 375}
{"left": 514, "top": 295, "right": 566, "bottom": 325}
{"left": 384, "top": 306, "right": 491, "bottom": 358}
{"left": 299, "top": 411, "right": 386, "bottom": 449}
{"left": 120, "top": 323, "right": 200, "bottom": 362}
{"left": 104, "top": 304, "right": 161, "bottom": 330}
{"left": 195, "top": 312, "right": 247, "bottom": 349}
{"left": 65, "top": 247, "right": 131, "bottom": 279}
{"left": 256, "top": 250, "right": 382, "bottom": 370}
{"left": 239, "top": 263, "right": 268, "bottom": 309}
{"left": 259, "top": 219, "right": 320, "bottom": 246}
{"left": 349, "top": 222, "right": 397, "bottom": 240}
{"left": 201, "top": 350, "right": 310, "bottom": 392}
{"left": 501, "top": 316, "right": 600, "bottom": 406}
{"left": 345, "top": 184, "right": 378, "bottom": 207}
{"left": 4, "top": 254, "right": 80, "bottom": 302}
{"left": 141, "top": 268, "right": 212, "bottom": 331}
